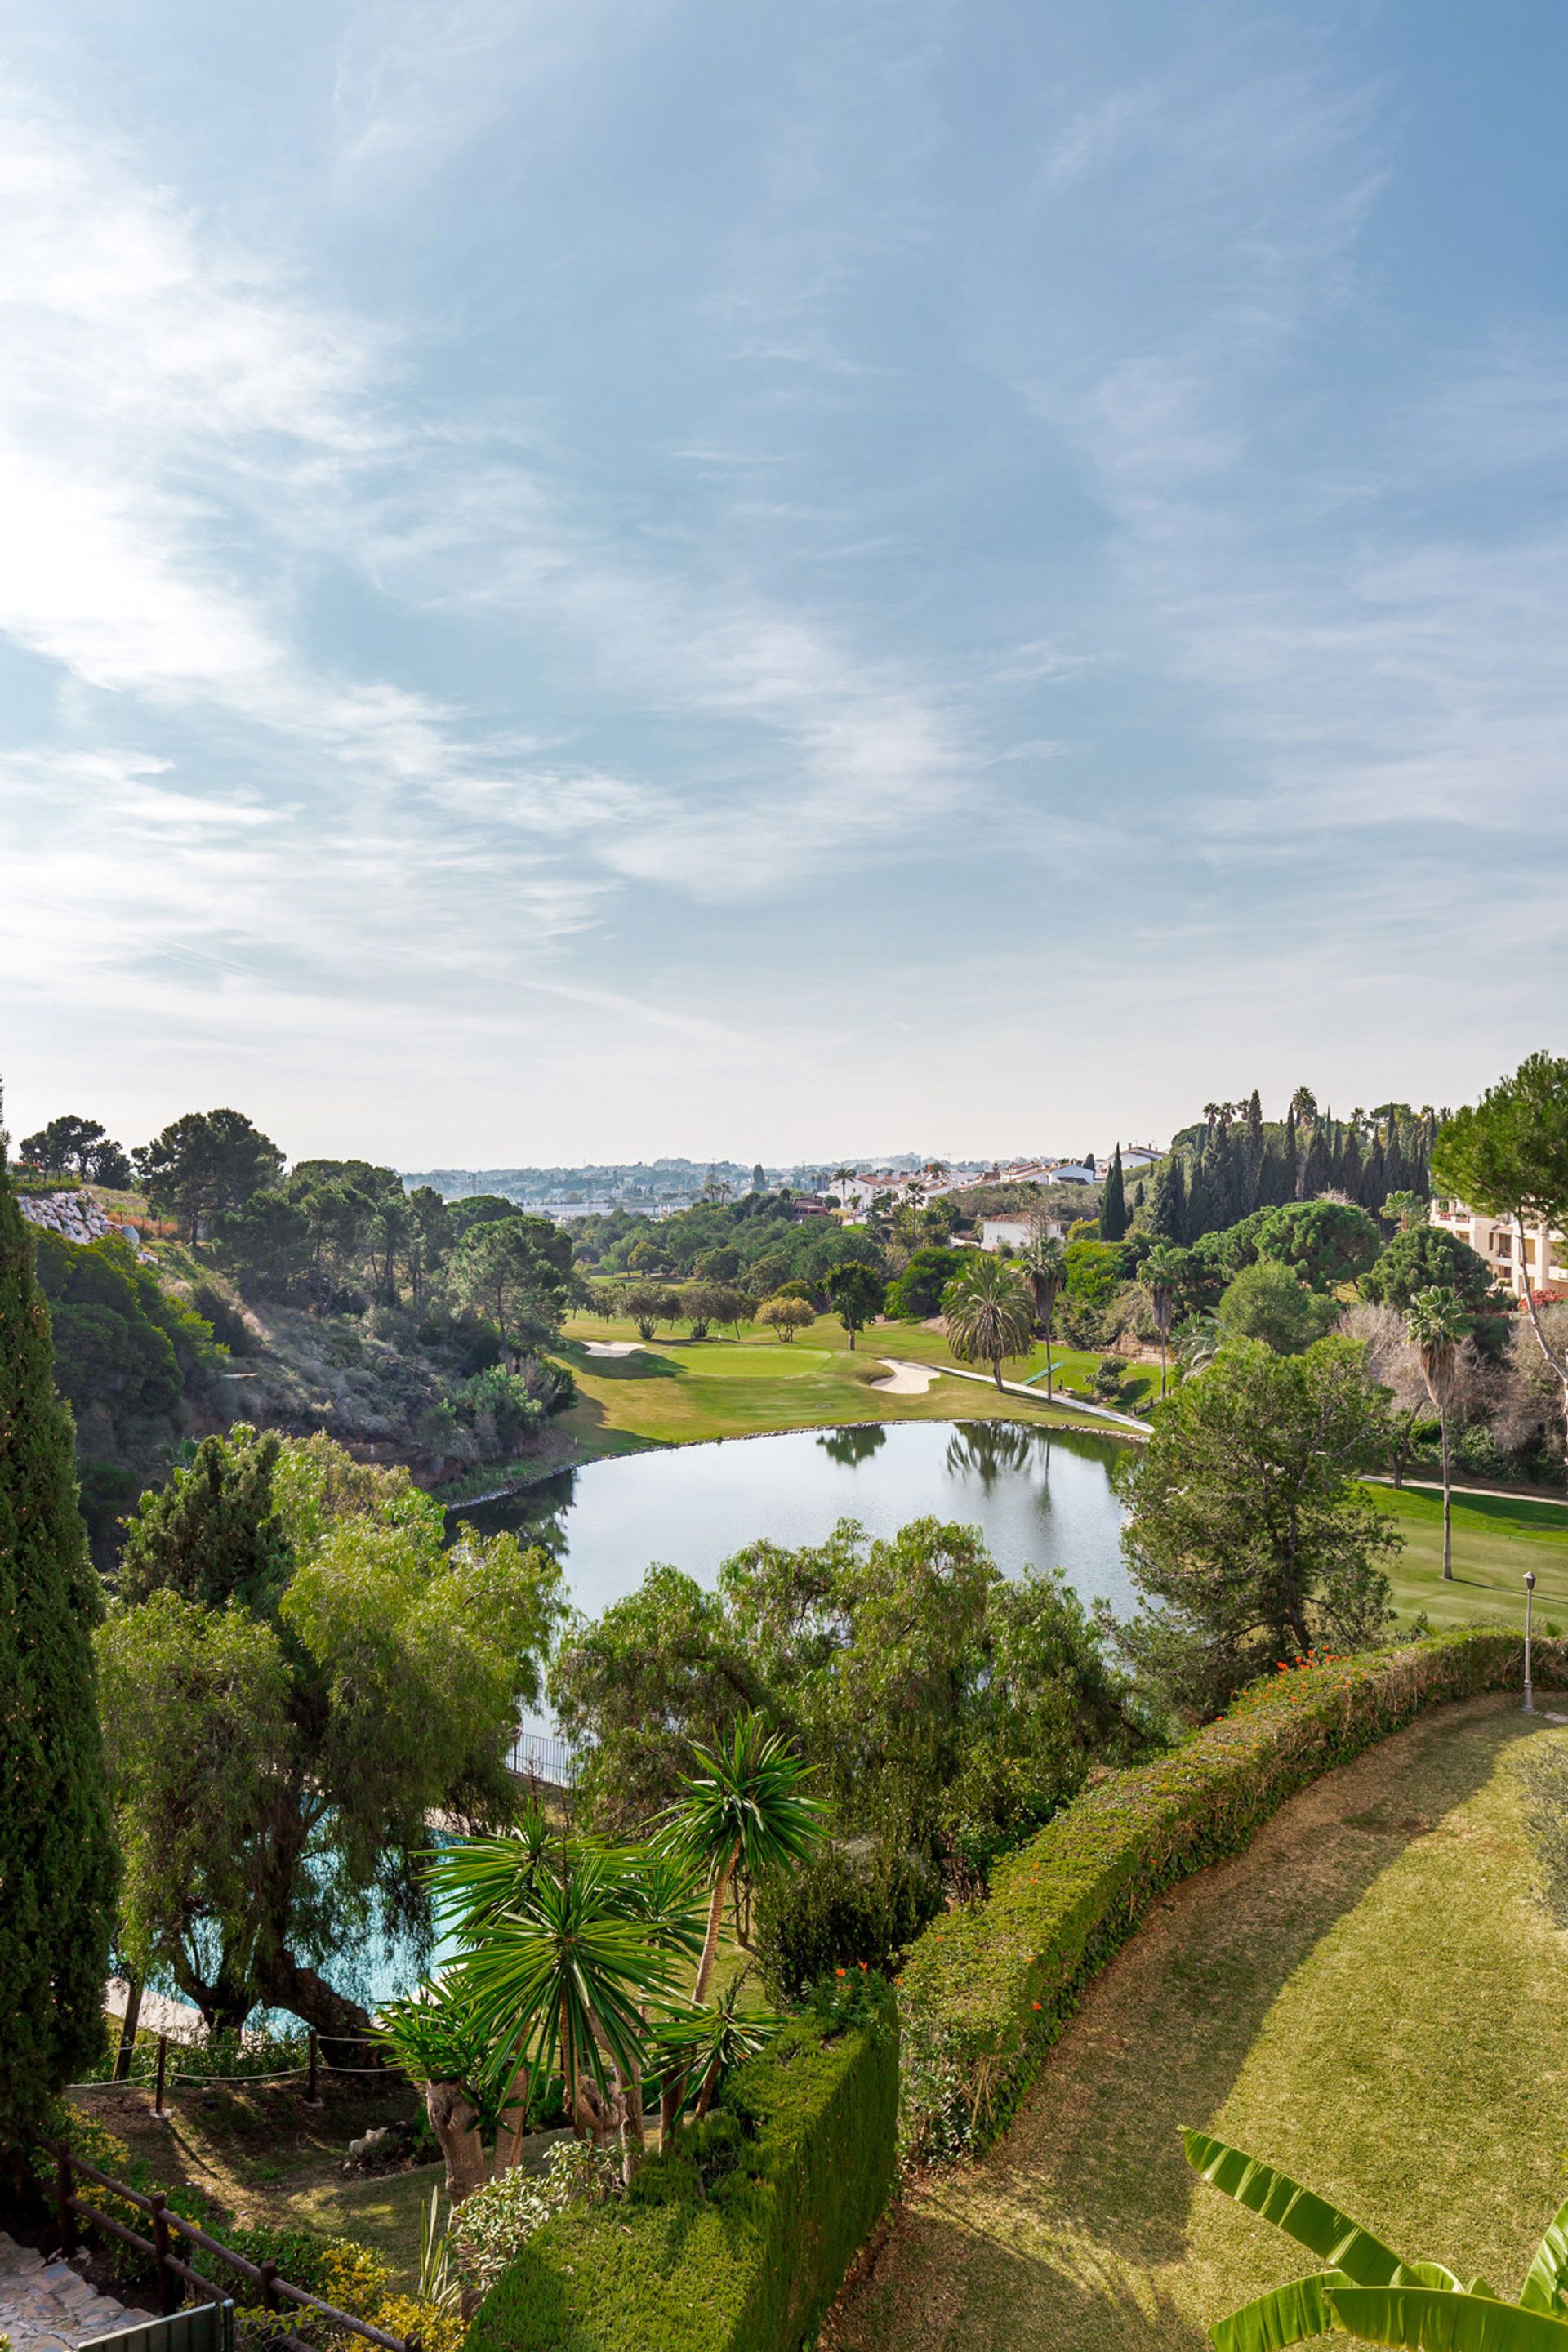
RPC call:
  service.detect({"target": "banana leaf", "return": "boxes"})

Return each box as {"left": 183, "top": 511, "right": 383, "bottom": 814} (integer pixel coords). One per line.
{"left": 1209, "top": 2269, "right": 1345, "bottom": 2350}
{"left": 1183, "top": 2130, "right": 1411, "bottom": 2285}
{"left": 1327, "top": 2285, "right": 1568, "bottom": 2350}
{"left": 1521, "top": 2198, "right": 1568, "bottom": 2318}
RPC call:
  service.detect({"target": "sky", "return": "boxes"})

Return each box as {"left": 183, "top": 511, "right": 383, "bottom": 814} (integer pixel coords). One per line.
{"left": 2, "top": 1, "right": 1566, "bottom": 1167}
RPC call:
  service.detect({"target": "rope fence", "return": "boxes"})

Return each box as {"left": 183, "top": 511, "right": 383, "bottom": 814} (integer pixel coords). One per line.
{"left": 69, "top": 2032, "right": 401, "bottom": 2104}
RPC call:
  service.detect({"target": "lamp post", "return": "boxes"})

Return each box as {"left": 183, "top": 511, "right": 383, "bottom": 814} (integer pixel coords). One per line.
{"left": 1524, "top": 1568, "right": 1537, "bottom": 1715}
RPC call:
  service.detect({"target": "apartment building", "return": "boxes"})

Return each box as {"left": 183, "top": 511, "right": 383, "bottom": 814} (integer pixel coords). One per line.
{"left": 1430, "top": 1197, "right": 1567, "bottom": 1298}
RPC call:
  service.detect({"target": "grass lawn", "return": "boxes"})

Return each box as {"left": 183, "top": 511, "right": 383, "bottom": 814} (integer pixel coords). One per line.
{"left": 1370, "top": 1482, "right": 1568, "bottom": 1633}
{"left": 553, "top": 1313, "right": 1133, "bottom": 1457}
{"left": 827, "top": 1692, "right": 1568, "bottom": 2352}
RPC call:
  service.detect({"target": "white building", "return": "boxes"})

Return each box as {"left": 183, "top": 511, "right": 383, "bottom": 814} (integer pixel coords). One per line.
{"left": 981, "top": 1216, "right": 1066, "bottom": 1252}
{"left": 1430, "top": 1198, "right": 1567, "bottom": 1299}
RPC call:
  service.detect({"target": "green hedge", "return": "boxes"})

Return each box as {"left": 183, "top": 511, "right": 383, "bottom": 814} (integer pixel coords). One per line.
{"left": 898, "top": 1628, "right": 1561, "bottom": 2160}
{"left": 464, "top": 1986, "right": 898, "bottom": 2352}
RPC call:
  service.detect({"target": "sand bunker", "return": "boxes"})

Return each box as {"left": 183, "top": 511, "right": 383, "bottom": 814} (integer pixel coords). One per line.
{"left": 581, "top": 1340, "right": 644, "bottom": 1357}
{"left": 871, "top": 1359, "right": 944, "bottom": 1394}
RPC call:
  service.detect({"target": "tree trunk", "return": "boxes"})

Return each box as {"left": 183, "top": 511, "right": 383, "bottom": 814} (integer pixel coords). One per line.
{"left": 114, "top": 1979, "right": 144, "bottom": 2081}
{"left": 1045, "top": 1307, "right": 1054, "bottom": 1399}
{"left": 425, "top": 2081, "right": 489, "bottom": 2199}
{"left": 991, "top": 1356, "right": 1004, "bottom": 1391}
{"left": 1441, "top": 1410, "right": 1454, "bottom": 1579}
{"left": 255, "top": 1948, "right": 378, "bottom": 2052}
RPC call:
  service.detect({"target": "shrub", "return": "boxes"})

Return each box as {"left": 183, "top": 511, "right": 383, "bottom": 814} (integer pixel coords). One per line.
{"left": 455, "top": 2142, "right": 621, "bottom": 2297}
{"left": 897, "top": 1628, "right": 1563, "bottom": 2163}
{"left": 754, "top": 1846, "right": 940, "bottom": 2002}
{"left": 464, "top": 1992, "right": 898, "bottom": 2352}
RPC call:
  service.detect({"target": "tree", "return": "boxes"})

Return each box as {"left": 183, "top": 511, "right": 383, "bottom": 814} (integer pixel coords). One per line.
{"left": 1142, "top": 1243, "right": 1185, "bottom": 1399}
{"left": 623, "top": 1282, "right": 679, "bottom": 1342}
{"left": 751, "top": 1164, "right": 766, "bottom": 1194}
{"left": 1358, "top": 1221, "right": 1496, "bottom": 1314}
{"left": 0, "top": 1117, "right": 118, "bottom": 2136}
{"left": 1019, "top": 1232, "right": 1066, "bottom": 1397}
{"left": 825, "top": 1260, "right": 884, "bottom": 1350}
{"left": 662, "top": 1712, "right": 827, "bottom": 2010}
{"left": 678, "top": 1280, "right": 731, "bottom": 1340}
{"left": 452, "top": 1216, "right": 568, "bottom": 1367}
{"left": 1100, "top": 1147, "right": 1128, "bottom": 1243}
{"left": 134, "top": 1109, "right": 284, "bottom": 1244}
{"left": 1434, "top": 1054, "right": 1568, "bottom": 1467}
{"left": 99, "top": 1428, "right": 563, "bottom": 2035}
{"left": 1382, "top": 1188, "right": 1427, "bottom": 1231}
{"left": 1406, "top": 1286, "right": 1471, "bottom": 1581}
{"left": 1117, "top": 1338, "right": 1397, "bottom": 1717}
{"left": 884, "top": 1245, "right": 968, "bottom": 1321}
{"left": 1254, "top": 1198, "right": 1381, "bottom": 1290}
{"left": 20, "top": 1114, "right": 131, "bottom": 1187}
{"left": 1187, "top": 2126, "right": 1568, "bottom": 2351}
{"left": 758, "top": 1295, "right": 814, "bottom": 1343}
{"left": 831, "top": 1165, "right": 857, "bottom": 1212}
{"left": 1215, "top": 1260, "right": 1338, "bottom": 1354}
{"left": 943, "top": 1255, "right": 1036, "bottom": 1388}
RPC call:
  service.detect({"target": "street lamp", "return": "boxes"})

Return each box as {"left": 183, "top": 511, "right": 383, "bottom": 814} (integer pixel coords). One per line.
{"left": 1524, "top": 1568, "right": 1537, "bottom": 1715}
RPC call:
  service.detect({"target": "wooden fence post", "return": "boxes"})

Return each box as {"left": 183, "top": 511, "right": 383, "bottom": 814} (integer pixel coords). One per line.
{"left": 306, "top": 2029, "right": 320, "bottom": 2106}
{"left": 259, "top": 2260, "right": 278, "bottom": 2319}
{"left": 154, "top": 2033, "right": 168, "bottom": 2118}
{"left": 150, "top": 2192, "right": 175, "bottom": 2315}
{"left": 55, "top": 2149, "right": 76, "bottom": 2256}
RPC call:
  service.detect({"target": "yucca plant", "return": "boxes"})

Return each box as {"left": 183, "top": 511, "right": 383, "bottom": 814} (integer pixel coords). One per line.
{"left": 1187, "top": 2127, "right": 1568, "bottom": 2348}
{"left": 651, "top": 1967, "right": 779, "bottom": 2121}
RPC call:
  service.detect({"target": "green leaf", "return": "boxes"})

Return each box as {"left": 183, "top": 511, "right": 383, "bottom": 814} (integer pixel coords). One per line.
{"left": 1183, "top": 2131, "right": 1411, "bottom": 2284}
{"left": 1209, "top": 2270, "right": 1345, "bottom": 2350}
{"left": 1328, "top": 2286, "right": 1568, "bottom": 2349}
{"left": 1521, "top": 2197, "right": 1568, "bottom": 2318}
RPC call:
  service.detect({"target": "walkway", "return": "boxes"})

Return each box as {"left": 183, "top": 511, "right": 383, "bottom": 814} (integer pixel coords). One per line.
{"left": 882, "top": 1360, "right": 1149, "bottom": 1437}
{"left": 827, "top": 1693, "right": 1568, "bottom": 2351}
{"left": 0, "top": 2233, "right": 136, "bottom": 2351}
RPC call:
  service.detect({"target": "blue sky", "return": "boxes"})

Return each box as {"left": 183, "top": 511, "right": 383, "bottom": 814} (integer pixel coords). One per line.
{"left": 2, "top": 1, "right": 1566, "bottom": 1165}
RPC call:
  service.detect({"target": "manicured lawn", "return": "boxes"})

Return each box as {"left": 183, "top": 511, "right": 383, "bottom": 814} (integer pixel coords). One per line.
{"left": 554, "top": 1315, "right": 1125, "bottom": 1455}
{"left": 827, "top": 1693, "right": 1568, "bottom": 2352}
{"left": 1370, "top": 1483, "right": 1568, "bottom": 1633}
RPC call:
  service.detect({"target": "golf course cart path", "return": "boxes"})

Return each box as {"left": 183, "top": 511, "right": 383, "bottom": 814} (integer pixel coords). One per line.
{"left": 826, "top": 1691, "right": 1568, "bottom": 2352}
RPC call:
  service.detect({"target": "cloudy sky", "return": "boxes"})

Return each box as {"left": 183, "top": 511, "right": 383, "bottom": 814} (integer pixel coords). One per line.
{"left": 2, "top": 2, "right": 1565, "bottom": 1166}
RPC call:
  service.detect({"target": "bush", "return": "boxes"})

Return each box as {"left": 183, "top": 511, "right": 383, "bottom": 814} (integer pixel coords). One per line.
{"left": 897, "top": 1628, "right": 1564, "bottom": 2163}
{"left": 755, "top": 1846, "right": 940, "bottom": 2002}
{"left": 464, "top": 1992, "right": 899, "bottom": 2352}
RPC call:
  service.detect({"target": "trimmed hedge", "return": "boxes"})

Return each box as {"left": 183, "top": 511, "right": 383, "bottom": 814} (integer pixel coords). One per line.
{"left": 898, "top": 1628, "right": 1564, "bottom": 2160}
{"left": 464, "top": 1985, "right": 898, "bottom": 2352}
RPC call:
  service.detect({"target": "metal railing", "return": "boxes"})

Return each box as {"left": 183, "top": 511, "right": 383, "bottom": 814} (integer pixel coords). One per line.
{"left": 504, "top": 1730, "right": 580, "bottom": 1788}
{"left": 41, "top": 2140, "right": 416, "bottom": 2352}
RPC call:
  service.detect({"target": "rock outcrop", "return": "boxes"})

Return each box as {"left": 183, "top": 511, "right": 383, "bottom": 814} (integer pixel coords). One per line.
{"left": 18, "top": 1191, "right": 147, "bottom": 1256}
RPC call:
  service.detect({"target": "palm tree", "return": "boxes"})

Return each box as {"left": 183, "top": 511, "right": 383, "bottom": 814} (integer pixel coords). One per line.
{"left": 1406, "top": 1284, "right": 1471, "bottom": 1581}
{"left": 1142, "top": 1244, "right": 1185, "bottom": 1399}
{"left": 943, "top": 1254, "right": 1036, "bottom": 1391}
{"left": 923, "top": 1160, "right": 949, "bottom": 1184}
{"left": 1188, "top": 2126, "right": 1568, "bottom": 2349}
{"left": 831, "top": 1165, "right": 857, "bottom": 1213}
{"left": 1019, "top": 1232, "right": 1066, "bottom": 1397}
{"left": 423, "top": 1832, "right": 701, "bottom": 2159}
{"left": 657, "top": 1713, "right": 828, "bottom": 2133}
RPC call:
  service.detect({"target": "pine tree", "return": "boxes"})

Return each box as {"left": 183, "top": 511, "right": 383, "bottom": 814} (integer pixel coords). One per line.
{"left": 0, "top": 1110, "right": 118, "bottom": 2136}
{"left": 1148, "top": 1156, "right": 1187, "bottom": 1241}
{"left": 1100, "top": 1146, "right": 1128, "bottom": 1242}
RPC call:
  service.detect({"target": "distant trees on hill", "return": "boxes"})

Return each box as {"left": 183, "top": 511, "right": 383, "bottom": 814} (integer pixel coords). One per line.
{"left": 1146, "top": 1091, "right": 1436, "bottom": 1245}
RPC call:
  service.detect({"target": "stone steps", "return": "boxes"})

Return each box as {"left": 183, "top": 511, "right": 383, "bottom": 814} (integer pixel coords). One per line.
{"left": 0, "top": 2231, "right": 138, "bottom": 2350}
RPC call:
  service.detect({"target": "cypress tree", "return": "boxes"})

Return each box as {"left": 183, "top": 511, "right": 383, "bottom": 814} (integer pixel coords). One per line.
{"left": 1100, "top": 1146, "right": 1128, "bottom": 1242}
{"left": 0, "top": 1109, "right": 118, "bottom": 2136}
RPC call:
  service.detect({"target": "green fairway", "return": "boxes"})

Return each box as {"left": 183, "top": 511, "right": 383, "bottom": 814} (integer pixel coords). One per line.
{"left": 827, "top": 1694, "right": 1568, "bottom": 2352}
{"left": 1370, "top": 1482, "right": 1568, "bottom": 1632}
{"left": 554, "top": 1314, "right": 1130, "bottom": 1454}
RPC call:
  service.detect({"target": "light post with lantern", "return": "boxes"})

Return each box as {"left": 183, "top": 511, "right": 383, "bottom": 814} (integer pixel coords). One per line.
{"left": 1524, "top": 1568, "right": 1537, "bottom": 1714}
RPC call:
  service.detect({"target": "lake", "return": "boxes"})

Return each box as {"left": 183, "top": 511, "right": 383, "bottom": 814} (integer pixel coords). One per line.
{"left": 454, "top": 1417, "right": 1136, "bottom": 1636}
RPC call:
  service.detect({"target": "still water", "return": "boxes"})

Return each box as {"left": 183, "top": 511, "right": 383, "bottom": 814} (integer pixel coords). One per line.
{"left": 454, "top": 1418, "right": 1136, "bottom": 1625}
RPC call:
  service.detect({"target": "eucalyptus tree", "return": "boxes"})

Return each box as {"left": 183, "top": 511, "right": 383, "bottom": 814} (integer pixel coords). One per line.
{"left": 944, "top": 1254, "right": 1036, "bottom": 1390}
{"left": 1405, "top": 1284, "right": 1471, "bottom": 1579}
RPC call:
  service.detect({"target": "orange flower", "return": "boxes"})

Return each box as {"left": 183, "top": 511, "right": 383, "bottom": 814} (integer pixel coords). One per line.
{"left": 835, "top": 1967, "right": 845, "bottom": 1976}
{"left": 1031, "top": 2001, "right": 1042, "bottom": 2011}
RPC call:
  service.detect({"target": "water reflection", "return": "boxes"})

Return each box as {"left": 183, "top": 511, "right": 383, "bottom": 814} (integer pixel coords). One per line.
{"left": 817, "top": 1425, "right": 888, "bottom": 1467}
{"left": 942, "top": 1420, "right": 1041, "bottom": 1487}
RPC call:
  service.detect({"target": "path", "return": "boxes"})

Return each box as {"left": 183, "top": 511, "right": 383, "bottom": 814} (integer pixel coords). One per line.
{"left": 0, "top": 2234, "right": 134, "bottom": 2351}
{"left": 880, "top": 1359, "right": 1149, "bottom": 1436}
{"left": 828, "top": 1692, "right": 1568, "bottom": 2352}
